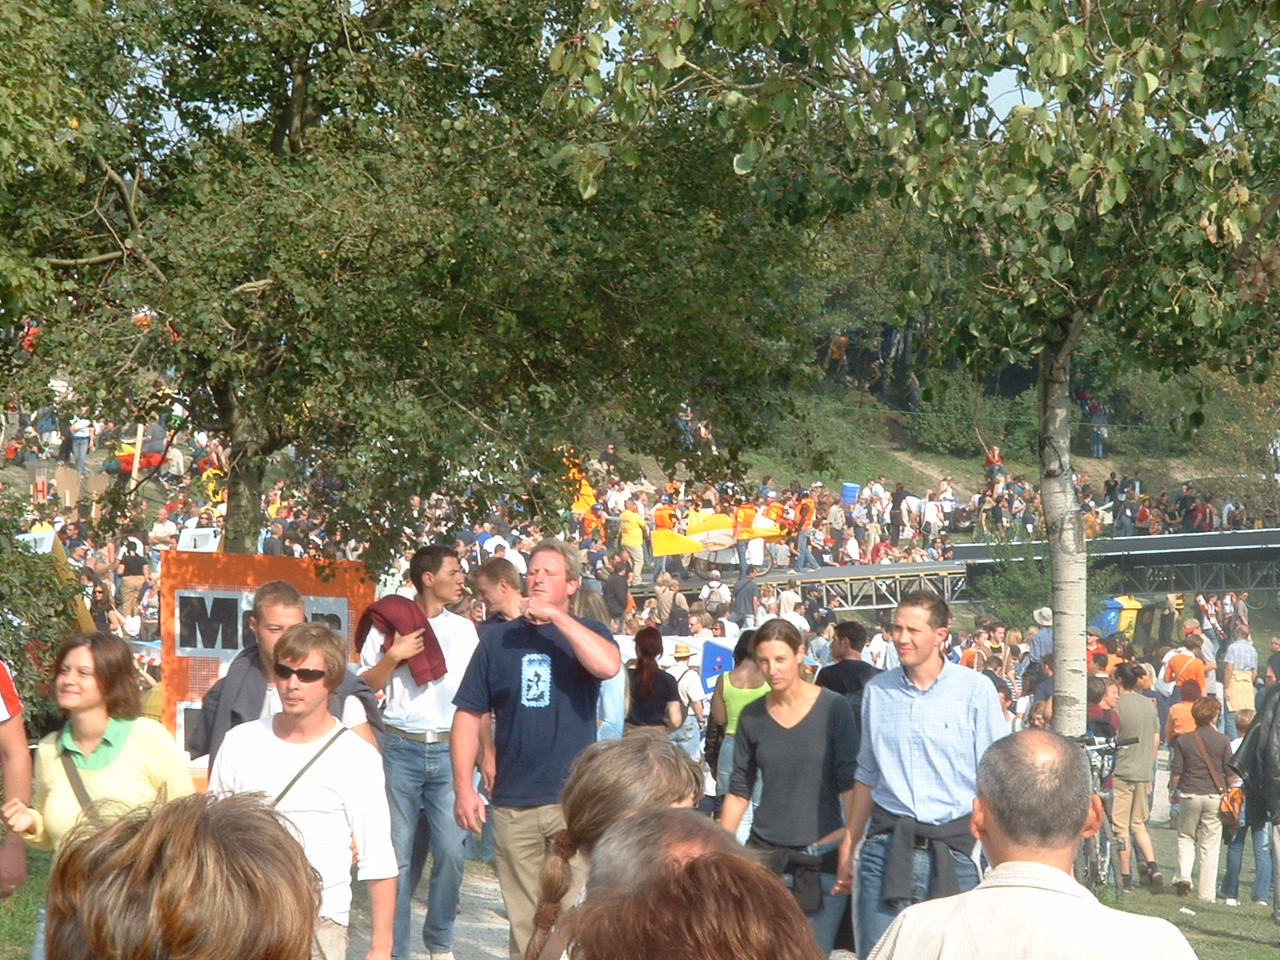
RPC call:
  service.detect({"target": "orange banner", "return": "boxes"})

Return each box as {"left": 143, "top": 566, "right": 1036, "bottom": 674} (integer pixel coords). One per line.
{"left": 158, "top": 552, "right": 374, "bottom": 751}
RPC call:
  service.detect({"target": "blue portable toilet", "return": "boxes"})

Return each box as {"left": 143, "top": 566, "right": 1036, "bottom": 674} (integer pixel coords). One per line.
{"left": 1090, "top": 597, "right": 1124, "bottom": 637}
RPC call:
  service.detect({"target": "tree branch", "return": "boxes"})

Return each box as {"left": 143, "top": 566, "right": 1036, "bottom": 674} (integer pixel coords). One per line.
{"left": 96, "top": 156, "right": 141, "bottom": 233}
{"left": 94, "top": 156, "right": 168, "bottom": 284}
{"left": 228, "top": 278, "right": 276, "bottom": 296}
{"left": 45, "top": 251, "right": 124, "bottom": 267}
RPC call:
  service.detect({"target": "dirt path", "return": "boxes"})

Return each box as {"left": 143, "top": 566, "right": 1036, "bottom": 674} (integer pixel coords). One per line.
{"left": 348, "top": 865, "right": 510, "bottom": 960}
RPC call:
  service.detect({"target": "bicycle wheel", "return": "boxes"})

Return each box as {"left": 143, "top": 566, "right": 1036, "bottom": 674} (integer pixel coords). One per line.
{"left": 1076, "top": 833, "right": 1107, "bottom": 897}
{"left": 1097, "top": 816, "right": 1122, "bottom": 901}
{"left": 688, "top": 555, "right": 715, "bottom": 581}
{"left": 1073, "top": 835, "right": 1093, "bottom": 889}
{"left": 753, "top": 550, "right": 774, "bottom": 577}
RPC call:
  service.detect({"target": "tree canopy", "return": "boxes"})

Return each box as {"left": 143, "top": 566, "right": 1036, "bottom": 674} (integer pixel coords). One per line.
{"left": 2, "top": 0, "right": 828, "bottom": 564}
{"left": 555, "top": 0, "right": 1280, "bottom": 731}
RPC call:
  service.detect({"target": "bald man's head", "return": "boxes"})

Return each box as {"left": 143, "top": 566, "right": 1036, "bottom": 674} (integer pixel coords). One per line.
{"left": 976, "top": 730, "right": 1092, "bottom": 849}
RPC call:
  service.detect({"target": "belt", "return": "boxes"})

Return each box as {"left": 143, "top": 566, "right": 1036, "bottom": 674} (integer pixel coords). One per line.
{"left": 386, "top": 724, "right": 450, "bottom": 744}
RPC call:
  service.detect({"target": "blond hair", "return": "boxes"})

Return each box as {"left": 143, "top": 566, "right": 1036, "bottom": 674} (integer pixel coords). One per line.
{"left": 525, "top": 738, "right": 701, "bottom": 960}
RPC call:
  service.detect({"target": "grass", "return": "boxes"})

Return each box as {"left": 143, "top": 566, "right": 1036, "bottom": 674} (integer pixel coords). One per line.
{"left": 736, "top": 387, "right": 1199, "bottom": 506}
{"left": 0, "top": 848, "right": 49, "bottom": 960}
{"left": 1117, "top": 821, "right": 1278, "bottom": 959}
{"left": 736, "top": 393, "right": 935, "bottom": 492}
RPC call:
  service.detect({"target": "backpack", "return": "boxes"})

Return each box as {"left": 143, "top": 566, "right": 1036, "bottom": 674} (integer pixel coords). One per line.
{"left": 704, "top": 582, "right": 729, "bottom": 616}
{"left": 662, "top": 598, "right": 691, "bottom": 636}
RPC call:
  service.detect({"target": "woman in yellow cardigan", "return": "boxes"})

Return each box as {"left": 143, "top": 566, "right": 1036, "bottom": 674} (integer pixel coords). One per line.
{"left": 2, "top": 632, "right": 192, "bottom": 958}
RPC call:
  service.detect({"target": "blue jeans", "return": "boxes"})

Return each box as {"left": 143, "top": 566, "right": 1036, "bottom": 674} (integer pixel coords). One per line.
{"left": 30, "top": 905, "right": 46, "bottom": 960}
{"left": 716, "top": 735, "right": 760, "bottom": 845}
{"left": 462, "top": 775, "right": 497, "bottom": 864}
{"left": 796, "top": 529, "right": 818, "bottom": 571}
{"left": 651, "top": 553, "right": 667, "bottom": 584}
{"left": 1221, "top": 816, "right": 1273, "bottom": 902}
{"left": 1224, "top": 710, "right": 1239, "bottom": 740}
{"left": 804, "top": 840, "right": 850, "bottom": 954}
{"left": 71, "top": 436, "right": 89, "bottom": 477}
{"left": 384, "top": 732, "right": 469, "bottom": 957}
{"left": 669, "top": 713, "right": 701, "bottom": 760}
{"left": 856, "top": 833, "right": 980, "bottom": 958}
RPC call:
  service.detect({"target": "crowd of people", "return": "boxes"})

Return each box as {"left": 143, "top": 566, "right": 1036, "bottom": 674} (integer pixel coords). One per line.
{"left": 5, "top": 419, "right": 1280, "bottom": 959}
{"left": 16, "top": 537, "right": 1279, "bottom": 960}
{"left": 9, "top": 416, "right": 1280, "bottom": 658}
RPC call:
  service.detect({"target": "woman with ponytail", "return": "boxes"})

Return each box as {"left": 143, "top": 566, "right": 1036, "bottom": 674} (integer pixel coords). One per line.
{"left": 622, "top": 627, "right": 682, "bottom": 738}
{"left": 524, "top": 737, "right": 701, "bottom": 960}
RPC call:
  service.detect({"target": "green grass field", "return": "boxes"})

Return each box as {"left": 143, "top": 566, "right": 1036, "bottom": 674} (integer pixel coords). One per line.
{"left": 1116, "top": 821, "right": 1278, "bottom": 959}
{"left": 0, "top": 849, "right": 48, "bottom": 960}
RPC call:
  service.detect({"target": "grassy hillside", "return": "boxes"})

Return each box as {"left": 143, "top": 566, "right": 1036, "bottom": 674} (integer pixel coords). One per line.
{"left": 740, "top": 389, "right": 1200, "bottom": 499}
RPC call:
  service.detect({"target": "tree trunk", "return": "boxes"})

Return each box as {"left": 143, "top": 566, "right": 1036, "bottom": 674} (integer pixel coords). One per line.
{"left": 1039, "top": 317, "right": 1088, "bottom": 737}
{"left": 217, "top": 384, "right": 269, "bottom": 555}
{"left": 224, "top": 451, "right": 266, "bottom": 554}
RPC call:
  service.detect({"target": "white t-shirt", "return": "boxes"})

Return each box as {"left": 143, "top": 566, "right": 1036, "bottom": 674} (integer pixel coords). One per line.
{"left": 149, "top": 518, "right": 178, "bottom": 547}
{"left": 358, "top": 608, "right": 479, "bottom": 734}
{"left": 867, "top": 633, "right": 889, "bottom": 670}
{"left": 777, "top": 588, "right": 802, "bottom": 615}
{"left": 0, "top": 661, "right": 20, "bottom": 723}
{"left": 781, "top": 610, "right": 811, "bottom": 635}
{"left": 209, "top": 717, "right": 397, "bottom": 925}
{"left": 259, "top": 682, "right": 368, "bottom": 729}
{"left": 666, "top": 663, "right": 705, "bottom": 717}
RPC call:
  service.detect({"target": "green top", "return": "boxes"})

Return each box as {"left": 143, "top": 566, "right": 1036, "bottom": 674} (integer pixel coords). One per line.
{"left": 58, "top": 716, "right": 135, "bottom": 771}
{"left": 722, "top": 673, "right": 770, "bottom": 736}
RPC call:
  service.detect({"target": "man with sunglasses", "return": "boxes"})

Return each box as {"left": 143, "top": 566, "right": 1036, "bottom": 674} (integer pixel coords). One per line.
{"left": 192, "top": 579, "right": 382, "bottom": 766}
{"left": 211, "top": 622, "right": 398, "bottom": 960}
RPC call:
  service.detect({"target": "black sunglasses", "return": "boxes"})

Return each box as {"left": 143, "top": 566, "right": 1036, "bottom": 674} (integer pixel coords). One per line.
{"left": 273, "top": 663, "right": 326, "bottom": 683}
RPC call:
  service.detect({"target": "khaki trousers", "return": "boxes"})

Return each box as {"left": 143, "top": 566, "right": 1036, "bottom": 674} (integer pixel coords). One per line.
{"left": 623, "top": 543, "right": 644, "bottom": 584}
{"left": 492, "top": 804, "right": 586, "bottom": 960}
{"left": 1175, "top": 793, "right": 1223, "bottom": 901}
{"left": 120, "top": 575, "right": 145, "bottom": 616}
{"left": 311, "top": 917, "right": 348, "bottom": 960}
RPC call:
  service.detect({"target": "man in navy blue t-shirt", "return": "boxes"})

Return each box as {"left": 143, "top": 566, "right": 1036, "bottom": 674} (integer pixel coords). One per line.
{"left": 451, "top": 539, "right": 619, "bottom": 960}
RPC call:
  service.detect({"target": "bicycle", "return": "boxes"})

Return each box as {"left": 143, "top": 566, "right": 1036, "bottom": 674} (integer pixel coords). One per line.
{"left": 1072, "top": 734, "right": 1137, "bottom": 901}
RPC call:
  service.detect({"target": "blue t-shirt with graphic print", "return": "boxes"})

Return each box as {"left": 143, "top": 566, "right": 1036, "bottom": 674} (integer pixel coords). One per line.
{"left": 454, "top": 615, "right": 615, "bottom": 806}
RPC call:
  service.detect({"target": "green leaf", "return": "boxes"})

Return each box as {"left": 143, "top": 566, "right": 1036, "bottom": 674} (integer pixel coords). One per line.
{"left": 656, "top": 42, "right": 684, "bottom": 71}
{"left": 1097, "top": 182, "right": 1116, "bottom": 215}
{"left": 1113, "top": 171, "right": 1130, "bottom": 205}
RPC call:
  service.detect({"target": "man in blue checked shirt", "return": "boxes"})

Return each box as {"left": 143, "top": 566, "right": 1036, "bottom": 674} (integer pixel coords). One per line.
{"left": 831, "top": 590, "right": 1007, "bottom": 956}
